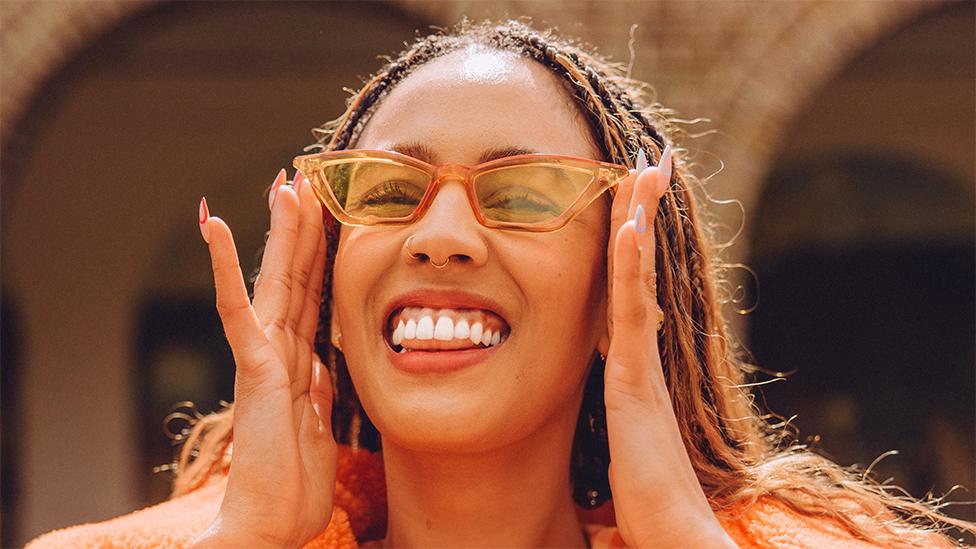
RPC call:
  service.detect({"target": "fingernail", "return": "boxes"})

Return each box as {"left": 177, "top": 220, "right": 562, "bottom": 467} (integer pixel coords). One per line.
{"left": 312, "top": 403, "right": 326, "bottom": 433}
{"left": 198, "top": 197, "right": 210, "bottom": 243}
{"left": 634, "top": 203, "right": 647, "bottom": 234}
{"left": 659, "top": 145, "right": 672, "bottom": 193}
{"left": 636, "top": 148, "right": 648, "bottom": 173}
{"left": 268, "top": 169, "right": 286, "bottom": 210}
{"left": 292, "top": 168, "right": 306, "bottom": 190}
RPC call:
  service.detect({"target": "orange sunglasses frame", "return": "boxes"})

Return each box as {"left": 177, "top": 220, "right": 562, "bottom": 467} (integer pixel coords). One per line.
{"left": 292, "top": 149, "right": 630, "bottom": 233}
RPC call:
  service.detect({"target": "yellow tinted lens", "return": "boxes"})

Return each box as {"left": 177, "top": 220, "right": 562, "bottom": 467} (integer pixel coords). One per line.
{"left": 474, "top": 164, "right": 595, "bottom": 224}
{"left": 322, "top": 159, "right": 430, "bottom": 219}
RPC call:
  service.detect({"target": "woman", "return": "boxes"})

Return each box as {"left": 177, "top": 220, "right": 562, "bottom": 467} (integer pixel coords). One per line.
{"left": 27, "top": 19, "right": 972, "bottom": 549}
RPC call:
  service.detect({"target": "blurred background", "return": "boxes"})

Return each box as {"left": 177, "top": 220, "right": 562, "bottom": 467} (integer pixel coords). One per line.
{"left": 1, "top": 1, "right": 973, "bottom": 545}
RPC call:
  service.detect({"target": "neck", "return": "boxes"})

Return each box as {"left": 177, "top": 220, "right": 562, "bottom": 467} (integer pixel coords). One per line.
{"left": 378, "top": 405, "right": 588, "bottom": 549}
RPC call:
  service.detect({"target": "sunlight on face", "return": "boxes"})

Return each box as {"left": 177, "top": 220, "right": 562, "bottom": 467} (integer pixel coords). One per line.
{"left": 456, "top": 45, "right": 519, "bottom": 84}
{"left": 332, "top": 48, "right": 610, "bottom": 454}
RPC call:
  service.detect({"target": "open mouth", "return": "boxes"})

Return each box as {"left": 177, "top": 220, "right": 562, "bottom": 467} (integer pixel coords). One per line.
{"left": 384, "top": 306, "right": 511, "bottom": 353}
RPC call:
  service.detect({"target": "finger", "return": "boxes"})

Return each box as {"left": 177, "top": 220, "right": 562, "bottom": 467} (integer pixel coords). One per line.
{"left": 608, "top": 217, "right": 661, "bottom": 391}
{"left": 253, "top": 176, "right": 302, "bottom": 331}
{"left": 204, "top": 214, "right": 271, "bottom": 371}
{"left": 297, "top": 228, "right": 327, "bottom": 345}
{"left": 285, "top": 171, "right": 323, "bottom": 332}
{"left": 637, "top": 147, "right": 671, "bottom": 307}
{"left": 610, "top": 169, "right": 637, "bottom": 241}
{"left": 300, "top": 355, "right": 338, "bottom": 520}
{"left": 607, "top": 169, "right": 637, "bottom": 340}
{"left": 611, "top": 219, "right": 646, "bottom": 333}
{"left": 292, "top": 228, "right": 326, "bottom": 394}
{"left": 627, "top": 166, "right": 658, "bottom": 222}
{"left": 252, "top": 169, "right": 287, "bottom": 296}
{"left": 626, "top": 148, "right": 649, "bottom": 220}
{"left": 308, "top": 353, "right": 334, "bottom": 437}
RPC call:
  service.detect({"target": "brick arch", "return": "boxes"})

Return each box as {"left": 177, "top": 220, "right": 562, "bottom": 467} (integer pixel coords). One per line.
{"left": 0, "top": 1, "right": 150, "bottom": 144}
{"left": 706, "top": 1, "right": 936, "bottom": 262}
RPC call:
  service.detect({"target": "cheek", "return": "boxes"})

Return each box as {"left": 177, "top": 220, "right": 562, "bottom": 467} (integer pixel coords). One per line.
{"left": 332, "top": 228, "right": 395, "bottom": 341}
{"left": 510, "top": 223, "right": 608, "bottom": 364}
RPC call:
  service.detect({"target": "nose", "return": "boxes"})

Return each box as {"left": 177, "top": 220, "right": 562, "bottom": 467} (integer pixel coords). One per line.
{"left": 403, "top": 177, "right": 488, "bottom": 268}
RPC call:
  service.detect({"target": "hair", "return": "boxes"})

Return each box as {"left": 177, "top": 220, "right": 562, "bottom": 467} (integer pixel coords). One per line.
{"left": 167, "top": 18, "right": 974, "bottom": 546}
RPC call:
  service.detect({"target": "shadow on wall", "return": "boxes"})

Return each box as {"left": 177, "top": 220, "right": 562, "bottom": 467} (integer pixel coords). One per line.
{"left": 751, "top": 155, "right": 974, "bottom": 523}
{"left": 746, "top": 4, "right": 975, "bottom": 532}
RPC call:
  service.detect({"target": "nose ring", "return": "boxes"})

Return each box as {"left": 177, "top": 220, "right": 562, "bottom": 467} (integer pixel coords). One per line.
{"left": 405, "top": 235, "right": 451, "bottom": 269}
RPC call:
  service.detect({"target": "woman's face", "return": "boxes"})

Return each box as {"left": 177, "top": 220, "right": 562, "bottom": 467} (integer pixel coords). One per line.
{"left": 333, "top": 48, "right": 611, "bottom": 452}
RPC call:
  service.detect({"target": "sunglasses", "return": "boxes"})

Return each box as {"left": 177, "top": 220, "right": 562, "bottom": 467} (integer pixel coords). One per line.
{"left": 292, "top": 149, "right": 631, "bottom": 232}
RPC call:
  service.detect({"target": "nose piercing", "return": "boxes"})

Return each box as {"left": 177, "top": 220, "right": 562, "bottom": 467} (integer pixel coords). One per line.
{"left": 405, "top": 235, "right": 451, "bottom": 269}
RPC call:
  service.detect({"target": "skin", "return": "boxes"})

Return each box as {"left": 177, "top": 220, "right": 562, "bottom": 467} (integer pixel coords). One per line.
{"left": 192, "top": 47, "right": 738, "bottom": 548}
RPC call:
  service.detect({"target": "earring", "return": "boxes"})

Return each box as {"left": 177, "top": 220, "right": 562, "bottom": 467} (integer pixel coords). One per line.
{"left": 332, "top": 331, "right": 342, "bottom": 351}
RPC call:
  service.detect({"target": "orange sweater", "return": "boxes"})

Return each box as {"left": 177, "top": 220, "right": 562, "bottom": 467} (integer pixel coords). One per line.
{"left": 24, "top": 445, "right": 916, "bottom": 548}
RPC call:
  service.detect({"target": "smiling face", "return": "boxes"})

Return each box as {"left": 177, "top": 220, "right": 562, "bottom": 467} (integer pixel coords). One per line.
{"left": 332, "top": 47, "right": 611, "bottom": 453}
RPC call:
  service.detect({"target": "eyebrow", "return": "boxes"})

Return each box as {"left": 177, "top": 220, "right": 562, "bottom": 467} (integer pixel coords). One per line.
{"left": 390, "top": 142, "right": 539, "bottom": 164}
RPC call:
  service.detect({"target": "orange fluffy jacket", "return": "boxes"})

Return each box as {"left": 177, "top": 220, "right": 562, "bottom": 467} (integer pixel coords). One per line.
{"left": 26, "top": 445, "right": 902, "bottom": 548}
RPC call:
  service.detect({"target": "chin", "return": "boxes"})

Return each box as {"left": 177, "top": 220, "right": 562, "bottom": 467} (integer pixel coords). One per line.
{"left": 366, "top": 392, "right": 521, "bottom": 454}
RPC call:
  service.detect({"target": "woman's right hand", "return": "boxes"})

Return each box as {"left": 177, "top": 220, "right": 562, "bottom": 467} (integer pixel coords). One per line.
{"left": 191, "top": 169, "right": 337, "bottom": 548}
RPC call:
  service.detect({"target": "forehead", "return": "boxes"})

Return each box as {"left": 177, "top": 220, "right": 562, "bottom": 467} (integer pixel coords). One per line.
{"left": 354, "top": 47, "right": 599, "bottom": 163}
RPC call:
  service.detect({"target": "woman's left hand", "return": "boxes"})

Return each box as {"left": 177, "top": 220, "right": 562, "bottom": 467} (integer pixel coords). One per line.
{"left": 603, "top": 147, "right": 737, "bottom": 548}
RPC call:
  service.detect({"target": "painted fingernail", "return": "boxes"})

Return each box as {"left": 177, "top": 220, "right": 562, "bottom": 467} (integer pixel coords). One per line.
{"left": 198, "top": 197, "right": 210, "bottom": 244}
{"left": 292, "top": 168, "right": 306, "bottom": 190}
{"left": 634, "top": 203, "right": 647, "bottom": 234}
{"left": 268, "top": 168, "right": 286, "bottom": 210}
{"left": 659, "top": 145, "right": 672, "bottom": 192}
{"left": 636, "top": 148, "right": 649, "bottom": 173}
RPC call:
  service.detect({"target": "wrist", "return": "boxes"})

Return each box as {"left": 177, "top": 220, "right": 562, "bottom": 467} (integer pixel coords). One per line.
{"left": 190, "top": 519, "right": 295, "bottom": 549}
{"left": 633, "top": 507, "right": 739, "bottom": 549}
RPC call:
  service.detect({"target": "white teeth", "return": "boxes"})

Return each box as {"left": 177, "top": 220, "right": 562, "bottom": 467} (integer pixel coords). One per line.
{"left": 390, "top": 309, "right": 509, "bottom": 350}
{"left": 454, "top": 318, "right": 470, "bottom": 339}
{"left": 416, "top": 315, "right": 434, "bottom": 340}
{"left": 393, "top": 320, "right": 404, "bottom": 346}
{"left": 434, "top": 316, "right": 454, "bottom": 341}
{"left": 469, "top": 322, "right": 483, "bottom": 345}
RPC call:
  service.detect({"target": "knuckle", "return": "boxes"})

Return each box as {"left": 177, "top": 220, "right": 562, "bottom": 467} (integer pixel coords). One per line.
{"left": 275, "top": 221, "right": 300, "bottom": 240}
{"left": 639, "top": 271, "right": 659, "bottom": 302}
{"left": 292, "top": 265, "right": 312, "bottom": 289}
{"left": 212, "top": 258, "right": 242, "bottom": 278}
{"left": 216, "top": 300, "right": 251, "bottom": 319}
{"left": 267, "top": 270, "right": 293, "bottom": 292}
{"left": 616, "top": 303, "right": 648, "bottom": 326}
{"left": 234, "top": 356, "right": 287, "bottom": 399}
{"left": 269, "top": 315, "right": 289, "bottom": 333}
